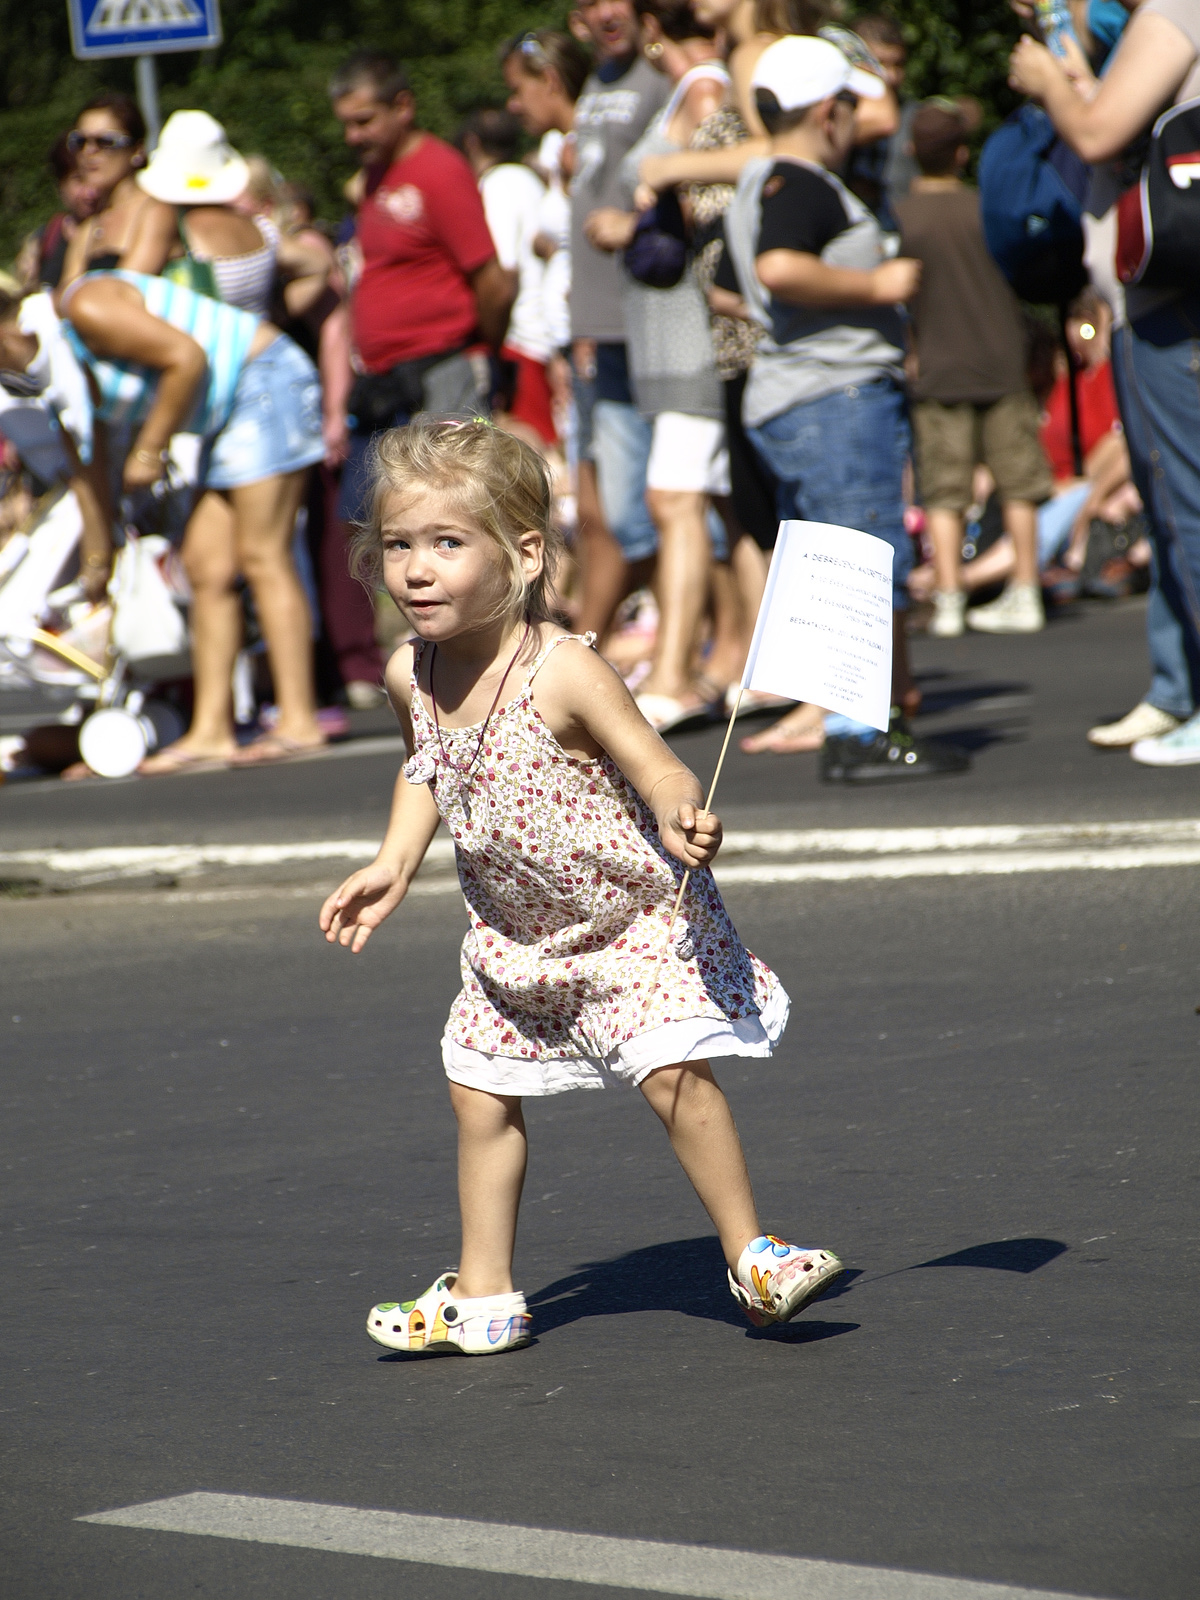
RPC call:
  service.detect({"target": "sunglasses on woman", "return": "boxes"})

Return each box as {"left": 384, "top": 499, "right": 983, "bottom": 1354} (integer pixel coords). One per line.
{"left": 66, "top": 130, "right": 134, "bottom": 154}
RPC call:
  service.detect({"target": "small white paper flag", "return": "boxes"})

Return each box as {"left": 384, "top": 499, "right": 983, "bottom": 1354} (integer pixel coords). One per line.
{"left": 741, "top": 520, "right": 894, "bottom": 733}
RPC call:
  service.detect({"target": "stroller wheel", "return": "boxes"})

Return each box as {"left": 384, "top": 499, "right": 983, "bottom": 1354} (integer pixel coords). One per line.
{"left": 79, "top": 708, "right": 149, "bottom": 778}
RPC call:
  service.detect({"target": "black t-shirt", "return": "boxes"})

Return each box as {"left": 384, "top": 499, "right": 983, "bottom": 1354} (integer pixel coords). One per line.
{"left": 756, "top": 161, "right": 853, "bottom": 256}
{"left": 714, "top": 161, "right": 852, "bottom": 293}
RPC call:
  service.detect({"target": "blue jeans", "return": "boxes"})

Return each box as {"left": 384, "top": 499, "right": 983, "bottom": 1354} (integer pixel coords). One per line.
{"left": 591, "top": 399, "right": 659, "bottom": 563}
{"left": 1113, "top": 318, "right": 1200, "bottom": 719}
{"left": 747, "top": 377, "right": 913, "bottom": 609}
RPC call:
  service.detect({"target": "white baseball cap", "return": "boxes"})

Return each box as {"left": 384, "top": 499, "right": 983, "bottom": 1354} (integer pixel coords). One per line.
{"left": 137, "top": 110, "right": 250, "bottom": 206}
{"left": 751, "top": 35, "right": 886, "bottom": 112}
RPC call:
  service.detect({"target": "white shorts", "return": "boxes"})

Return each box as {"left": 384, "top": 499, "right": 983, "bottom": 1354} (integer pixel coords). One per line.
{"left": 645, "top": 412, "right": 731, "bottom": 495}
{"left": 442, "top": 983, "right": 789, "bottom": 1097}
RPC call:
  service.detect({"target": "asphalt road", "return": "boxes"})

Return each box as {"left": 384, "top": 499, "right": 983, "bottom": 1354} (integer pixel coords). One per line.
{"left": 3, "top": 594, "right": 1198, "bottom": 1598}
{"left": 3, "top": 598, "right": 1199, "bottom": 856}
{"left": 3, "top": 861, "right": 1198, "bottom": 1600}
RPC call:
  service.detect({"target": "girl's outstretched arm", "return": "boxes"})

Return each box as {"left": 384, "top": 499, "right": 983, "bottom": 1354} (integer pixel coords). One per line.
{"left": 534, "top": 641, "right": 722, "bottom": 870}
{"left": 319, "top": 645, "right": 442, "bottom": 952}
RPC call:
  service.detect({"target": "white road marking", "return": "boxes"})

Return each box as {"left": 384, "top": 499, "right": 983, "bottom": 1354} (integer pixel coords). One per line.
{"left": 5, "top": 821, "right": 1200, "bottom": 891}
{"left": 713, "top": 843, "right": 1200, "bottom": 884}
{"left": 78, "top": 1493, "right": 1099, "bottom": 1600}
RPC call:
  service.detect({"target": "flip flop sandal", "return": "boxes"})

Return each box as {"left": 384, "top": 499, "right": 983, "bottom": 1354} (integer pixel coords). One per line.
{"left": 137, "top": 746, "right": 232, "bottom": 776}
{"left": 635, "top": 692, "right": 720, "bottom": 734}
{"left": 739, "top": 720, "right": 825, "bottom": 755}
{"left": 226, "top": 733, "right": 327, "bottom": 767}
{"left": 726, "top": 686, "right": 795, "bottom": 719}
{"left": 367, "top": 1271, "right": 532, "bottom": 1356}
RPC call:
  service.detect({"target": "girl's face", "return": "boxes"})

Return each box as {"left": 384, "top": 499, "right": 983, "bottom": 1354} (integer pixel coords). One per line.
{"left": 70, "top": 109, "right": 141, "bottom": 194}
{"left": 380, "top": 486, "right": 542, "bottom": 641}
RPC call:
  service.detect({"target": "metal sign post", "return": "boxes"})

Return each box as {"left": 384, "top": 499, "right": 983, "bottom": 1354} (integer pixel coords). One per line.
{"left": 67, "top": 0, "right": 223, "bottom": 148}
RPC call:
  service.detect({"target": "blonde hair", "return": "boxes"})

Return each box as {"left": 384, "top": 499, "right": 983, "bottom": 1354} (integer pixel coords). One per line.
{"left": 352, "top": 418, "right": 563, "bottom": 625}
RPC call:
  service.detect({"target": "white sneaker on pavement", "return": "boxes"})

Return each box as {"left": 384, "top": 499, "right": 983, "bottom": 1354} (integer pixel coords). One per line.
{"left": 965, "top": 583, "right": 1045, "bottom": 634}
{"left": 1130, "top": 711, "right": 1200, "bottom": 765}
{"left": 928, "top": 590, "right": 966, "bottom": 638}
{"left": 1088, "top": 702, "right": 1181, "bottom": 748}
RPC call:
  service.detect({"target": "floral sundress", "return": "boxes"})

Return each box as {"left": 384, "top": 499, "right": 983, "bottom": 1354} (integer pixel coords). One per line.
{"left": 404, "top": 633, "right": 788, "bottom": 1094}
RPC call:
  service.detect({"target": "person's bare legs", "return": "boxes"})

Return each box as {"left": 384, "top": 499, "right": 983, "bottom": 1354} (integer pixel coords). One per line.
{"left": 704, "top": 519, "right": 767, "bottom": 691}
{"left": 640, "top": 489, "right": 711, "bottom": 703}
{"left": 141, "top": 488, "right": 241, "bottom": 764}
{"left": 575, "top": 459, "right": 632, "bottom": 640}
{"left": 927, "top": 507, "right": 965, "bottom": 593}
{"left": 1004, "top": 499, "right": 1039, "bottom": 587}
{"left": 639, "top": 1060, "right": 760, "bottom": 1270}
{"left": 231, "top": 469, "right": 323, "bottom": 746}
{"left": 450, "top": 1082, "right": 527, "bottom": 1298}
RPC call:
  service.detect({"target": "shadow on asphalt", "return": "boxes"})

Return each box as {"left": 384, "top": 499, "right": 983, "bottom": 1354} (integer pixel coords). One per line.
{"left": 911, "top": 676, "right": 1031, "bottom": 717}
{"left": 525, "top": 1236, "right": 859, "bottom": 1341}
{"left": 821, "top": 1237, "right": 1068, "bottom": 1301}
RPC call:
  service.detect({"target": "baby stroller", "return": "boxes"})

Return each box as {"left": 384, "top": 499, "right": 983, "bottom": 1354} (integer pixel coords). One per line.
{"left": 0, "top": 407, "right": 192, "bottom": 777}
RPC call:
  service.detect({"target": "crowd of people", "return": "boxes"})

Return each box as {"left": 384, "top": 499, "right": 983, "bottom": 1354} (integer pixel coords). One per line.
{"left": 2, "top": 0, "right": 1199, "bottom": 779}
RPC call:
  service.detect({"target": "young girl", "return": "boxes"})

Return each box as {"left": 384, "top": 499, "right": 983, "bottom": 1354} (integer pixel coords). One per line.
{"left": 320, "top": 419, "right": 842, "bottom": 1355}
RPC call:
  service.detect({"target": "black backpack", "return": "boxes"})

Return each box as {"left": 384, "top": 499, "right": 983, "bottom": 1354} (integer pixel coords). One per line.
{"left": 1116, "top": 96, "right": 1200, "bottom": 288}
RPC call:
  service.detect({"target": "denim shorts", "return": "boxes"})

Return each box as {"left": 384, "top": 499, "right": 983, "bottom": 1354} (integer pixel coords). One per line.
{"left": 203, "top": 334, "right": 325, "bottom": 491}
{"left": 748, "top": 377, "right": 913, "bottom": 608}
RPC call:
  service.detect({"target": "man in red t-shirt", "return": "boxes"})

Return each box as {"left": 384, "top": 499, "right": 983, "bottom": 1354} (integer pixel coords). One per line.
{"left": 330, "top": 52, "right": 515, "bottom": 515}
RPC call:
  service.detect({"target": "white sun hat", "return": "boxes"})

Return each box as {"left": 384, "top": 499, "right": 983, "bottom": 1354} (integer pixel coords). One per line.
{"left": 751, "top": 35, "right": 886, "bottom": 111}
{"left": 137, "top": 110, "right": 251, "bottom": 205}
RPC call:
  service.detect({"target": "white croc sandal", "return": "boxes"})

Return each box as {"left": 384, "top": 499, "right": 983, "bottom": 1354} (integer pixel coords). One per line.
{"left": 728, "top": 1235, "right": 844, "bottom": 1327}
{"left": 367, "top": 1271, "right": 531, "bottom": 1356}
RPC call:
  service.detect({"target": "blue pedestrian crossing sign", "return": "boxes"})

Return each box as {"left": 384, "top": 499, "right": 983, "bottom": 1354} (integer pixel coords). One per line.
{"left": 68, "top": 0, "right": 222, "bottom": 59}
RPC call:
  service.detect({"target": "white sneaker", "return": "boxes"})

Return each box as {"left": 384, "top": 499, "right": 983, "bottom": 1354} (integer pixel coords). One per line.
{"left": 728, "top": 1235, "right": 844, "bottom": 1327}
{"left": 966, "top": 583, "right": 1045, "bottom": 634}
{"left": 367, "top": 1271, "right": 531, "bottom": 1355}
{"left": 1088, "top": 702, "right": 1181, "bottom": 748}
{"left": 928, "top": 590, "right": 966, "bottom": 638}
{"left": 1130, "top": 711, "right": 1200, "bottom": 766}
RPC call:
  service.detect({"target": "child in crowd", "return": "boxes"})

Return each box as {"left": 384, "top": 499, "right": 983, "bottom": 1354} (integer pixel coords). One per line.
{"left": 320, "top": 418, "right": 842, "bottom": 1355}
{"left": 894, "top": 99, "right": 1053, "bottom": 638}
{"left": 720, "top": 35, "right": 967, "bottom": 780}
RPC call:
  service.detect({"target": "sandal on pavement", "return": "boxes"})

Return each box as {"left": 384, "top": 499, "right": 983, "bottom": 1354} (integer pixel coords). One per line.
{"left": 367, "top": 1271, "right": 532, "bottom": 1356}
{"left": 726, "top": 686, "right": 795, "bottom": 719}
{"left": 728, "top": 1235, "right": 844, "bottom": 1327}
{"left": 740, "top": 718, "right": 825, "bottom": 755}
{"left": 635, "top": 692, "right": 720, "bottom": 735}
{"left": 227, "top": 733, "right": 327, "bottom": 767}
{"left": 137, "top": 745, "right": 233, "bottom": 777}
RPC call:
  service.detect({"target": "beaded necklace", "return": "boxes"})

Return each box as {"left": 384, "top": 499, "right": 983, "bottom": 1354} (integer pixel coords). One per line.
{"left": 428, "top": 621, "right": 532, "bottom": 820}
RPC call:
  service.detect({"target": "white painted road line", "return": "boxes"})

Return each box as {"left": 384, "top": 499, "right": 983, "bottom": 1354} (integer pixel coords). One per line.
{"left": 6, "top": 820, "right": 1200, "bottom": 888}
{"left": 78, "top": 1493, "right": 1099, "bottom": 1600}
{"left": 713, "top": 843, "right": 1200, "bottom": 884}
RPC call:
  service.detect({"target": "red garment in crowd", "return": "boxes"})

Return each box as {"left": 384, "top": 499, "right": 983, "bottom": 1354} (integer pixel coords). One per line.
{"left": 503, "top": 347, "right": 557, "bottom": 445}
{"left": 353, "top": 135, "right": 495, "bottom": 373}
{"left": 1039, "top": 360, "right": 1121, "bottom": 481}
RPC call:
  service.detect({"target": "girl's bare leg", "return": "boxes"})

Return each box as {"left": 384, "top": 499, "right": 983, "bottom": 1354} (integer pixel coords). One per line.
{"left": 449, "top": 1082, "right": 527, "bottom": 1298}
{"left": 230, "top": 469, "right": 322, "bottom": 745}
{"left": 639, "top": 1060, "right": 760, "bottom": 1270}
{"left": 149, "top": 489, "right": 240, "bottom": 758}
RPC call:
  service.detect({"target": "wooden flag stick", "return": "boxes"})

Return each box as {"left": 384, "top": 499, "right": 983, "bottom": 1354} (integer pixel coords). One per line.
{"left": 664, "top": 682, "right": 744, "bottom": 942}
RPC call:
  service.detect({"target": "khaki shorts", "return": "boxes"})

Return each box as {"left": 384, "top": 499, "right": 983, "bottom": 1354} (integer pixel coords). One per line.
{"left": 913, "top": 393, "right": 1053, "bottom": 513}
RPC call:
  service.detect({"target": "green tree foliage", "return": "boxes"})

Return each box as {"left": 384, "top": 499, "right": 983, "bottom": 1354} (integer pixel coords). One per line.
{"left": 852, "top": 1, "right": 1023, "bottom": 126}
{"left": 0, "top": 0, "right": 566, "bottom": 263}
{"left": 1, "top": 0, "right": 1024, "bottom": 266}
